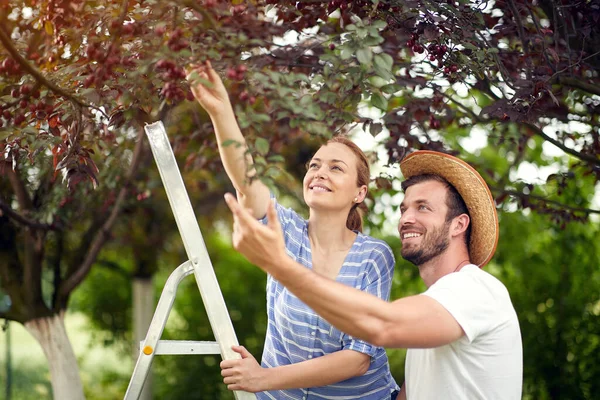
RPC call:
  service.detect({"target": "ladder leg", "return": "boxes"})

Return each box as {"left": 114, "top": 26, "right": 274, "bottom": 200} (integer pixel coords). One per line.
{"left": 124, "top": 261, "right": 194, "bottom": 400}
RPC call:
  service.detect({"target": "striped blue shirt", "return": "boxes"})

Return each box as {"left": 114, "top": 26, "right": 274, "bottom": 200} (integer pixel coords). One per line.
{"left": 258, "top": 199, "right": 399, "bottom": 399}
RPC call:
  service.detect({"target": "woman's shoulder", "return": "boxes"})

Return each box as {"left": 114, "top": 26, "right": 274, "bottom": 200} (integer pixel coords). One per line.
{"left": 354, "top": 232, "right": 394, "bottom": 255}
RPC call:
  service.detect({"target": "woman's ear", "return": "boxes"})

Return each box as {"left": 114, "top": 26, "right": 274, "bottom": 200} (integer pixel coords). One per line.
{"left": 355, "top": 185, "right": 368, "bottom": 203}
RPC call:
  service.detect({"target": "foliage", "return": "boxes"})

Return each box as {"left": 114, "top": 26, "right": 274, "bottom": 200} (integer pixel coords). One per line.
{"left": 1, "top": 0, "right": 599, "bottom": 398}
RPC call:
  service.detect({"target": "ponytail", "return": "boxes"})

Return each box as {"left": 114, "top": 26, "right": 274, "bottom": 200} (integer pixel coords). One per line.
{"left": 346, "top": 201, "right": 368, "bottom": 232}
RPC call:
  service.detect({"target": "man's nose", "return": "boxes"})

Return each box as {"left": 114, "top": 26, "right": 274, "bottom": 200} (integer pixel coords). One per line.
{"left": 399, "top": 208, "right": 416, "bottom": 225}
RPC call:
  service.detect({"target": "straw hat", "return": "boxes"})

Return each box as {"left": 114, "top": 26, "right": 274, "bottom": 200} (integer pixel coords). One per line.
{"left": 400, "top": 150, "right": 499, "bottom": 267}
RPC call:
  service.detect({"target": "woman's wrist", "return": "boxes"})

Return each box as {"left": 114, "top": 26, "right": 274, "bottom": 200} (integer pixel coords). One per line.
{"left": 207, "top": 99, "right": 234, "bottom": 119}
{"left": 257, "top": 365, "right": 274, "bottom": 392}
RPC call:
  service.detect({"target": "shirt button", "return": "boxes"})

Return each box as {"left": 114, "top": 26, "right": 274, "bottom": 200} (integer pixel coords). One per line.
{"left": 308, "top": 355, "right": 313, "bottom": 359}
{"left": 311, "top": 331, "right": 315, "bottom": 336}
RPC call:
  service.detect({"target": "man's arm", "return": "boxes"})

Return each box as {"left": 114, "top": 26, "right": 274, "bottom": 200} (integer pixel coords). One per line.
{"left": 225, "top": 193, "right": 464, "bottom": 349}
{"left": 398, "top": 382, "right": 406, "bottom": 400}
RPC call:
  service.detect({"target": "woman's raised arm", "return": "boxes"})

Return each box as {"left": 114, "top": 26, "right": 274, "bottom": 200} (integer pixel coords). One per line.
{"left": 186, "top": 61, "right": 270, "bottom": 218}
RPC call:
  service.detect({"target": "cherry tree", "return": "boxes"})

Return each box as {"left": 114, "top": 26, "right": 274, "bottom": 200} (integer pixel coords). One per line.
{"left": 1, "top": 0, "right": 599, "bottom": 397}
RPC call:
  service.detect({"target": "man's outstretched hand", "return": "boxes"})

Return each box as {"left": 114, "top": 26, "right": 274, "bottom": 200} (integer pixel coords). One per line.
{"left": 224, "top": 193, "right": 287, "bottom": 274}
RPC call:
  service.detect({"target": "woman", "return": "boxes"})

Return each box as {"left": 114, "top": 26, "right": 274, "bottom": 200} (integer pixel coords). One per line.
{"left": 187, "top": 62, "right": 399, "bottom": 400}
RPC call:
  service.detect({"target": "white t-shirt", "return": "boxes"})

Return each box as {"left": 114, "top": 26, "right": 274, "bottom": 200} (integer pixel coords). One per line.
{"left": 405, "top": 265, "right": 523, "bottom": 400}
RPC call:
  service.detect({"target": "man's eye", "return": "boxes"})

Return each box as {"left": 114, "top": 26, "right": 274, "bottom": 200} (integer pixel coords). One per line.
{"left": 419, "top": 205, "right": 428, "bottom": 210}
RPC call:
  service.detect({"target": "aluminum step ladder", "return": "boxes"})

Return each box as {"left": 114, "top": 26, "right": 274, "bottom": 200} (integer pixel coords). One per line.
{"left": 124, "top": 121, "right": 256, "bottom": 400}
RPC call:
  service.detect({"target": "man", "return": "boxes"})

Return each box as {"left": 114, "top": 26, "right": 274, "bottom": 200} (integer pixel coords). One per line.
{"left": 223, "top": 150, "right": 523, "bottom": 399}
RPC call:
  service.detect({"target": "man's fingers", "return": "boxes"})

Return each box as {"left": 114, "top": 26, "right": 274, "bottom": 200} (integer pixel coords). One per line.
{"left": 267, "top": 199, "right": 281, "bottom": 232}
{"left": 224, "top": 192, "right": 241, "bottom": 214}
{"left": 224, "top": 193, "right": 257, "bottom": 226}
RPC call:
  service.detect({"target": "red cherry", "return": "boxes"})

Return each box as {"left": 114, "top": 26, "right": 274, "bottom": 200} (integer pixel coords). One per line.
{"left": 14, "top": 113, "right": 25, "bottom": 125}
{"left": 226, "top": 68, "right": 238, "bottom": 79}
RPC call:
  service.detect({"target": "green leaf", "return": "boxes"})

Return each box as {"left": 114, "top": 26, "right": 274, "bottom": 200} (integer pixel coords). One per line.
{"left": 0, "top": 130, "right": 13, "bottom": 141}
{"left": 340, "top": 47, "right": 353, "bottom": 60}
{"left": 255, "top": 137, "right": 269, "bottom": 156}
{"left": 368, "top": 76, "right": 388, "bottom": 88}
{"left": 374, "top": 53, "right": 393, "bottom": 71}
{"left": 381, "top": 84, "right": 401, "bottom": 94}
{"left": 371, "top": 20, "right": 387, "bottom": 30}
{"left": 374, "top": 64, "right": 395, "bottom": 81}
{"left": 371, "top": 92, "right": 388, "bottom": 111}
{"left": 356, "top": 48, "right": 373, "bottom": 65}
{"left": 222, "top": 139, "right": 242, "bottom": 148}
{"left": 267, "top": 155, "right": 285, "bottom": 163}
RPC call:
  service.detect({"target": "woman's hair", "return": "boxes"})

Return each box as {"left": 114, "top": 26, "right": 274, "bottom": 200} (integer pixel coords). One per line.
{"left": 326, "top": 136, "right": 370, "bottom": 232}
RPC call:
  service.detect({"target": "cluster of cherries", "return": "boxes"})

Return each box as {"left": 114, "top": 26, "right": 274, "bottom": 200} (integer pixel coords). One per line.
{"left": 154, "top": 59, "right": 192, "bottom": 102}
{"left": 407, "top": 32, "right": 460, "bottom": 78}
{"left": 0, "top": 81, "right": 53, "bottom": 128}
{"left": 83, "top": 42, "right": 136, "bottom": 88}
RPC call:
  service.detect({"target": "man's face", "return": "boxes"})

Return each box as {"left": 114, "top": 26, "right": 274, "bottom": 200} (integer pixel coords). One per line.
{"left": 398, "top": 180, "right": 452, "bottom": 266}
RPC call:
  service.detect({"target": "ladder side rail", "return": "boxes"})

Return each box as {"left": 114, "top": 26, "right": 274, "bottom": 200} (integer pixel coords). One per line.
{"left": 125, "top": 261, "right": 194, "bottom": 399}
{"left": 144, "top": 122, "right": 256, "bottom": 400}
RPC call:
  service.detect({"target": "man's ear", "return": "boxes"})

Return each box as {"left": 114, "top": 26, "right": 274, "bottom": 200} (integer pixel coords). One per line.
{"left": 452, "top": 214, "right": 470, "bottom": 237}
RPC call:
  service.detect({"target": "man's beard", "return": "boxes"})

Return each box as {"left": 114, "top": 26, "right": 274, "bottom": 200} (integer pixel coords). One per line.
{"left": 401, "top": 221, "right": 451, "bottom": 266}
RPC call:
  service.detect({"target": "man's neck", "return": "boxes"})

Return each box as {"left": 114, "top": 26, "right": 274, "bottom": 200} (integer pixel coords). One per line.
{"left": 418, "top": 250, "right": 471, "bottom": 288}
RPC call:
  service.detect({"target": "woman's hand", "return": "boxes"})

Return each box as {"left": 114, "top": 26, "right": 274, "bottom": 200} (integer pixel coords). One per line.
{"left": 220, "top": 345, "right": 268, "bottom": 393}
{"left": 186, "top": 60, "right": 231, "bottom": 117}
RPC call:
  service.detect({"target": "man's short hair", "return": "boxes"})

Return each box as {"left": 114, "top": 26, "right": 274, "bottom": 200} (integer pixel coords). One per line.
{"left": 401, "top": 174, "right": 472, "bottom": 249}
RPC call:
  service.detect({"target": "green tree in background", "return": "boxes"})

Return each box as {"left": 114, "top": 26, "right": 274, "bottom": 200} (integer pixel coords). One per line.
{"left": 1, "top": 0, "right": 599, "bottom": 398}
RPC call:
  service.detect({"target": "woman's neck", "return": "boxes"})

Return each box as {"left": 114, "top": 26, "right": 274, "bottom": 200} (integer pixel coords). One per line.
{"left": 307, "top": 212, "right": 356, "bottom": 252}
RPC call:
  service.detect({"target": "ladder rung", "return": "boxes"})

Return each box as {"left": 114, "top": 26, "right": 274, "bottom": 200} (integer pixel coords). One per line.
{"left": 142, "top": 340, "right": 221, "bottom": 355}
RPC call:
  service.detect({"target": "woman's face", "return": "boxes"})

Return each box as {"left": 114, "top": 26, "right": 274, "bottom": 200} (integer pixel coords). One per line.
{"left": 303, "top": 143, "right": 365, "bottom": 212}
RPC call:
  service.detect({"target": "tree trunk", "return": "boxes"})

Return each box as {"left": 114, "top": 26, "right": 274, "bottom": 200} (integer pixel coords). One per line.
{"left": 133, "top": 277, "right": 155, "bottom": 400}
{"left": 24, "top": 312, "right": 85, "bottom": 400}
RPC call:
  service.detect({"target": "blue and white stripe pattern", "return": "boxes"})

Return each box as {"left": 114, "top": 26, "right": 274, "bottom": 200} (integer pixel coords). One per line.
{"left": 258, "top": 199, "right": 399, "bottom": 399}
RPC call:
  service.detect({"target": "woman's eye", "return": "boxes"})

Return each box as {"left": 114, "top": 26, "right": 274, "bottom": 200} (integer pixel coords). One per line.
{"left": 331, "top": 165, "right": 342, "bottom": 171}
{"left": 309, "top": 163, "right": 319, "bottom": 169}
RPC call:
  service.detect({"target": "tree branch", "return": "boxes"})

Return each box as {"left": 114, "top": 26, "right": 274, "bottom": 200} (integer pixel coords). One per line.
{"left": 557, "top": 76, "right": 600, "bottom": 97}
{"left": 58, "top": 125, "right": 147, "bottom": 298}
{"left": 0, "top": 22, "right": 104, "bottom": 115}
{"left": 0, "top": 199, "right": 56, "bottom": 231}
{"left": 494, "top": 187, "right": 600, "bottom": 215}
{"left": 96, "top": 259, "right": 130, "bottom": 279}
{"left": 5, "top": 168, "right": 32, "bottom": 211}
{"left": 508, "top": 0, "right": 532, "bottom": 80}
{"left": 522, "top": 122, "right": 600, "bottom": 166}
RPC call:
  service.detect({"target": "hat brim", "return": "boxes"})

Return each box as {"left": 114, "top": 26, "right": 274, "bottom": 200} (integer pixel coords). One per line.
{"left": 400, "top": 150, "right": 499, "bottom": 267}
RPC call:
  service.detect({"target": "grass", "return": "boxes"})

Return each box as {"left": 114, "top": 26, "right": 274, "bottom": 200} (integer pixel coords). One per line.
{"left": 0, "top": 313, "right": 131, "bottom": 400}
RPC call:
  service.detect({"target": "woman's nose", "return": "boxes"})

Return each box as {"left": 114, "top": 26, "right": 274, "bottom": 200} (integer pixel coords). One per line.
{"left": 314, "top": 167, "right": 327, "bottom": 179}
